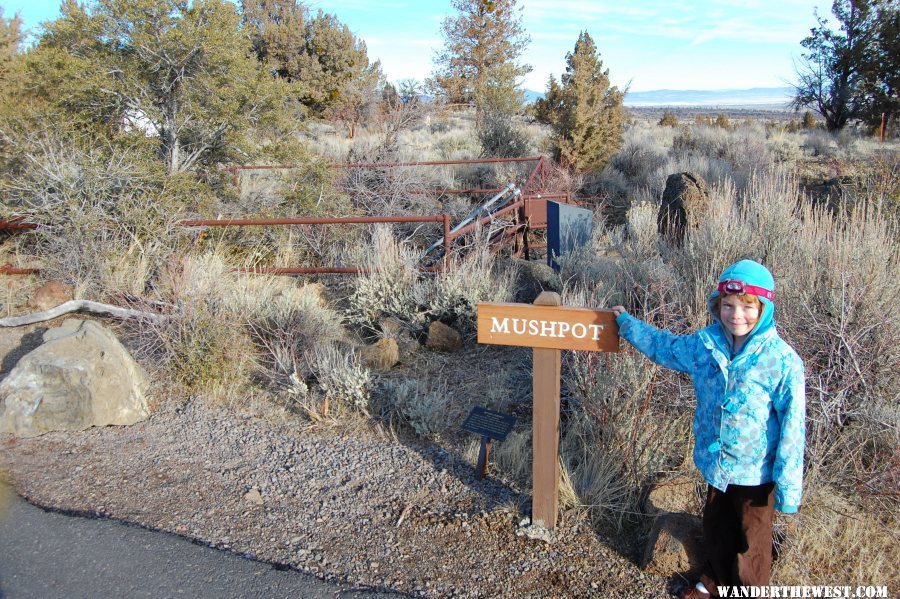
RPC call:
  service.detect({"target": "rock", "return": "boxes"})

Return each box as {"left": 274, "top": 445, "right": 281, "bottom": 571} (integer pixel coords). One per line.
{"left": 657, "top": 172, "right": 710, "bottom": 245}
{"left": 425, "top": 321, "right": 462, "bottom": 352}
{"left": 26, "top": 281, "right": 74, "bottom": 312}
{"left": 379, "top": 317, "right": 419, "bottom": 357}
{"left": 644, "top": 476, "right": 701, "bottom": 516}
{"left": 359, "top": 338, "right": 400, "bottom": 371}
{"left": 514, "top": 259, "right": 558, "bottom": 303}
{"left": 641, "top": 512, "right": 703, "bottom": 576}
{"left": 0, "top": 319, "right": 150, "bottom": 437}
{"left": 515, "top": 517, "right": 556, "bottom": 544}
{"left": 244, "top": 488, "right": 264, "bottom": 506}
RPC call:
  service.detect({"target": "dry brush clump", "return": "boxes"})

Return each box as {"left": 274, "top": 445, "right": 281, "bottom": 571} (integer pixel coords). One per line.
{"left": 214, "top": 156, "right": 365, "bottom": 271}
{"left": 560, "top": 348, "right": 691, "bottom": 539}
{"left": 347, "top": 225, "right": 517, "bottom": 334}
{"left": 0, "top": 129, "right": 189, "bottom": 298}
{"left": 375, "top": 376, "right": 454, "bottom": 438}
{"left": 133, "top": 252, "right": 364, "bottom": 417}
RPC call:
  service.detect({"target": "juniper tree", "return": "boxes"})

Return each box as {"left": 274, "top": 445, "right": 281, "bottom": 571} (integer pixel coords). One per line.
{"left": 241, "top": 0, "right": 308, "bottom": 79}
{"left": 534, "top": 31, "right": 625, "bottom": 172}
{"left": 29, "top": 0, "right": 285, "bottom": 174}
{"left": 242, "top": 2, "right": 382, "bottom": 137}
{"left": 0, "top": 8, "right": 24, "bottom": 99}
{"left": 792, "top": 0, "right": 898, "bottom": 131}
{"left": 0, "top": 8, "right": 25, "bottom": 170}
{"left": 430, "top": 0, "right": 531, "bottom": 116}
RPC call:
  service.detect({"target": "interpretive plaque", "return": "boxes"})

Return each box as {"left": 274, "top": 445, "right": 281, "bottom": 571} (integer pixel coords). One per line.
{"left": 547, "top": 200, "right": 593, "bottom": 272}
{"left": 461, "top": 407, "right": 517, "bottom": 480}
{"left": 461, "top": 407, "right": 516, "bottom": 441}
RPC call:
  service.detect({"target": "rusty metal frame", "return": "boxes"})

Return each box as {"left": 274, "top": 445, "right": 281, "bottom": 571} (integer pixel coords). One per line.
{"left": 2, "top": 156, "right": 566, "bottom": 276}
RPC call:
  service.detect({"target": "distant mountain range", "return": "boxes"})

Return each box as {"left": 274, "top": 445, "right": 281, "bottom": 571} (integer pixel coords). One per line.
{"left": 523, "top": 86, "right": 794, "bottom": 108}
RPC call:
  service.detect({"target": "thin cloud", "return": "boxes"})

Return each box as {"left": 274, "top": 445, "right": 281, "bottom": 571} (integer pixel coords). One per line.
{"left": 524, "top": 1, "right": 659, "bottom": 19}
{"left": 366, "top": 37, "right": 439, "bottom": 48}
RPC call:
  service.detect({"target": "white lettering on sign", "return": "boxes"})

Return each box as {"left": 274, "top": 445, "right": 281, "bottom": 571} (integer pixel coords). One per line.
{"left": 489, "top": 317, "right": 606, "bottom": 340}
{"left": 490, "top": 317, "right": 509, "bottom": 334}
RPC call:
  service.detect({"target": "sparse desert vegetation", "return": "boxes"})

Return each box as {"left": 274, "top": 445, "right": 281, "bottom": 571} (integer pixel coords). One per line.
{"left": 3, "top": 108, "right": 898, "bottom": 592}
{"left": 1, "top": 0, "right": 898, "bottom": 595}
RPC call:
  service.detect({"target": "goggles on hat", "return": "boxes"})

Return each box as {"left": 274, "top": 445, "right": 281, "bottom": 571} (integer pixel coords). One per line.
{"left": 717, "top": 279, "right": 774, "bottom": 300}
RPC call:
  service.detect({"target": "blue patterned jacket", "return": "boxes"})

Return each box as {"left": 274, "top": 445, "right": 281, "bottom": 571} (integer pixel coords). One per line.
{"left": 615, "top": 308, "right": 806, "bottom": 513}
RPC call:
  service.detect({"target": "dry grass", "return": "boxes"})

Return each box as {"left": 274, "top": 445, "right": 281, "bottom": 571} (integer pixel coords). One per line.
{"left": 773, "top": 483, "right": 899, "bottom": 591}
{"left": 571, "top": 157, "right": 899, "bottom": 580}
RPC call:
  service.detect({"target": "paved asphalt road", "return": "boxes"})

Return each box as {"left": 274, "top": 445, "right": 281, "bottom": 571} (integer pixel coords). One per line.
{"left": 0, "top": 483, "right": 403, "bottom": 599}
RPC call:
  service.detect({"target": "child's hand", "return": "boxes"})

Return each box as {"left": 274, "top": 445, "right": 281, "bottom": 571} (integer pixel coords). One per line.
{"left": 611, "top": 305, "right": 626, "bottom": 317}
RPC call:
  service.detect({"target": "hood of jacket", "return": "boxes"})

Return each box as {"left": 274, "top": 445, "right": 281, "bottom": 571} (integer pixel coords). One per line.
{"left": 707, "top": 259, "right": 776, "bottom": 353}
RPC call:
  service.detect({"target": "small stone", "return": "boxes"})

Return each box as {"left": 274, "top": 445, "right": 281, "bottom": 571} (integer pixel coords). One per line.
{"left": 26, "top": 281, "right": 74, "bottom": 311}
{"left": 358, "top": 338, "right": 400, "bottom": 371}
{"left": 244, "top": 488, "right": 264, "bottom": 506}
{"left": 425, "top": 321, "right": 462, "bottom": 352}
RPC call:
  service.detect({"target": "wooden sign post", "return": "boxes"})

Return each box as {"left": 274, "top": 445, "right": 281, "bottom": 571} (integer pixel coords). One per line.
{"left": 477, "top": 291, "right": 619, "bottom": 529}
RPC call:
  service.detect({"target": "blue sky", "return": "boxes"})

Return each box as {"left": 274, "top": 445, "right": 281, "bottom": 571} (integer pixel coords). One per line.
{"left": 2, "top": 0, "right": 825, "bottom": 92}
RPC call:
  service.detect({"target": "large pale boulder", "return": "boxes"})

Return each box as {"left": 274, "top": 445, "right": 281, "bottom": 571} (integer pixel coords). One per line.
{"left": 0, "top": 319, "right": 150, "bottom": 437}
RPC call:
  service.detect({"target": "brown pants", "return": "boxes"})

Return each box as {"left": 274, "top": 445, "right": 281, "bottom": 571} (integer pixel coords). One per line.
{"left": 698, "top": 482, "right": 775, "bottom": 596}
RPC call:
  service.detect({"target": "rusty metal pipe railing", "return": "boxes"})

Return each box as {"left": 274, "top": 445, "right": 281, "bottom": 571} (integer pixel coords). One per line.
{"left": 235, "top": 266, "right": 366, "bottom": 275}
{"left": 0, "top": 219, "right": 38, "bottom": 230}
{"left": 177, "top": 215, "right": 447, "bottom": 227}
{"left": 406, "top": 187, "right": 504, "bottom": 195}
{"left": 233, "top": 265, "right": 442, "bottom": 275}
{"left": 334, "top": 156, "right": 541, "bottom": 168}
{"left": 0, "top": 264, "right": 40, "bottom": 275}
{"left": 449, "top": 199, "right": 525, "bottom": 241}
{"left": 226, "top": 156, "right": 543, "bottom": 177}
{"left": 226, "top": 157, "right": 544, "bottom": 185}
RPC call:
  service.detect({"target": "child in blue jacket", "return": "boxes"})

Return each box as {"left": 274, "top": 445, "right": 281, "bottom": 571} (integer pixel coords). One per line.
{"left": 612, "top": 259, "right": 805, "bottom": 598}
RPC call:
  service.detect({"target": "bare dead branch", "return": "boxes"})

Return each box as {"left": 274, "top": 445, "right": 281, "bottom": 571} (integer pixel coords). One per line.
{"left": 0, "top": 300, "right": 167, "bottom": 327}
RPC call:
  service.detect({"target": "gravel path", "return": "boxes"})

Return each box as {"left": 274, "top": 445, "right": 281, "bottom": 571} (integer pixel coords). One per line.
{"left": 0, "top": 397, "right": 671, "bottom": 598}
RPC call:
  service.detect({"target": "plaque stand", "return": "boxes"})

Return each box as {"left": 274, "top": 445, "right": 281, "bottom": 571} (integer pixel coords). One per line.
{"left": 475, "top": 436, "right": 492, "bottom": 479}
{"left": 461, "top": 407, "right": 516, "bottom": 481}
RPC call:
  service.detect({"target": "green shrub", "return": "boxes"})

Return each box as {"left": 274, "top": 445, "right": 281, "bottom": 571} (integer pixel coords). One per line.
{"left": 657, "top": 111, "right": 678, "bottom": 127}
{"left": 476, "top": 109, "right": 531, "bottom": 158}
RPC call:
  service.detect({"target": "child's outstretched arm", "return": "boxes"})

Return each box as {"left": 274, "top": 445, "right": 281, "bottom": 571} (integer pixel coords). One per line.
{"left": 611, "top": 306, "right": 699, "bottom": 375}
{"left": 772, "top": 358, "right": 806, "bottom": 513}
